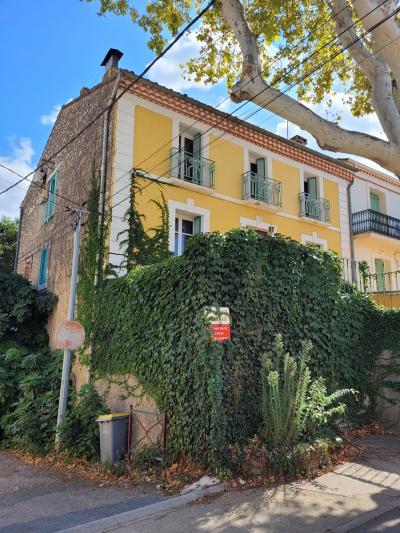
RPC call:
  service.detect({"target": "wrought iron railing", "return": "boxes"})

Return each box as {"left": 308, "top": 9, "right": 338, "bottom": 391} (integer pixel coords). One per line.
{"left": 341, "top": 257, "right": 400, "bottom": 308}
{"left": 242, "top": 171, "right": 282, "bottom": 207}
{"left": 169, "top": 148, "right": 215, "bottom": 189}
{"left": 299, "top": 192, "right": 330, "bottom": 222}
{"left": 352, "top": 209, "right": 400, "bottom": 240}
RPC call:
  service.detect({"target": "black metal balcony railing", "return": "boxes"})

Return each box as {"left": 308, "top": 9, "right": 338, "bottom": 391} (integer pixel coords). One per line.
{"left": 242, "top": 171, "right": 282, "bottom": 207}
{"left": 352, "top": 209, "right": 400, "bottom": 240}
{"left": 169, "top": 148, "right": 215, "bottom": 189}
{"left": 299, "top": 192, "right": 330, "bottom": 223}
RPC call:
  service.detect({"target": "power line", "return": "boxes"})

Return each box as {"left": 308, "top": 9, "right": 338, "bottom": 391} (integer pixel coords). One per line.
{"left": 108, "top": 0, "right": 364, "bottom": 195}
{"left": 110, "top": 0, "right": 394, "bottom": 210}
{"left": 0, "top": 0, "right": 216, "bottom": 206}
{"left": 116, "top": 3, "right": 398, "bottom": 211}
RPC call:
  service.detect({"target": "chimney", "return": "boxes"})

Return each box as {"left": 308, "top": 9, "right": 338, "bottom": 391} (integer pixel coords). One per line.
{"left": 290, "top": 134, "right": 308, "bottom": 146}
{"left": 101, "top": 48, "right": 123, "bottom": 79}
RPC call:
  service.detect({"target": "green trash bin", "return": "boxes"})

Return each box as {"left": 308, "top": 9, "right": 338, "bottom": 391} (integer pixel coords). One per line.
{"left": 96, "top": 413, "right": 129, "bottom": 464}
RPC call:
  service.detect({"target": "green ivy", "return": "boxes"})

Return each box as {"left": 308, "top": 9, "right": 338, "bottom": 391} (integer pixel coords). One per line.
{"left": 91, "top": 230, "right": 400, "bottom": 465}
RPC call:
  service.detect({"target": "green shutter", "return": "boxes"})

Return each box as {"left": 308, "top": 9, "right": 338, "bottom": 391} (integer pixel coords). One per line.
{"left": 308, "top": 177, "right": 318, "bottom": 199}
{"left": 256, "top": 158, "right": 266, "bottom": 178}
{"left": 370, "top": 192, "right": 380, "bottom": 212}
{"left": 193, "top": 216, "right": 202, "bottom": 234}
{"left": 46, "top": 171, "right": 58, "bottom": 220}
{"left": 193, "top": 133, "right": 202, "bottom": 184}
{"left": 375, "top": 258, "right": 385, "bottom": 292}
{"left": 38, "top": 248, "right": 48, "bottom": 287}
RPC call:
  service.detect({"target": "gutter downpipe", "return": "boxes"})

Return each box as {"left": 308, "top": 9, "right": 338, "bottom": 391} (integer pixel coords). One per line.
{"left": 87, "top": 72, "right": 121, "bottom": 384}
{"left": 13, "top": 206, "right": 23, "bottom": 273}
{"left": 347, "top": 177, "right": 357, "bottom": 284}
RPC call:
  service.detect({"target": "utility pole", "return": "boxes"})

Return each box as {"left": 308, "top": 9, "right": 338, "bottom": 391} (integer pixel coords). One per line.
{"left": 55, "top": 206, "right": 86, "bottom": 446}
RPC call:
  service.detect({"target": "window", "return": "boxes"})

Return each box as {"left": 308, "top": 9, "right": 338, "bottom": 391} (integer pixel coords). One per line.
{"left": 304, "top": 176, "right": 318, "bottom": 199}
{"left": 179, "top": 131, "right": 202, "bottom": 183}
{"left": 174, "top": 215, "right": 201, "bottom": 256}
{"left": 46, "top": 170, "right": 58, "bottom": 221}
{"left": 370, "top": 192, "right": 381, "bottom": 213}
{"left": 249, "top": 157, "right": 266, "bottom": 178}
{"left": 38, "top": 248, "right": 48, "bottom": 290}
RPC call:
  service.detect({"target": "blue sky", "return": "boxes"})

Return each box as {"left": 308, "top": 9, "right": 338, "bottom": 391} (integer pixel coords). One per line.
{"left": 0, "top": 0, "right": 387, "bottom": 218}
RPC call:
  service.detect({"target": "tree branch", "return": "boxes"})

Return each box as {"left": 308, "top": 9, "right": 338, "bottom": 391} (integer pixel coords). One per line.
{"left": 331, "top": 0, "right": 400, "bottom": 146}
{"left": 354, "top": 0, "right": 400, "bottom": 89}
{"left": 219, "top": 0, "right": 400, "bottom": 175}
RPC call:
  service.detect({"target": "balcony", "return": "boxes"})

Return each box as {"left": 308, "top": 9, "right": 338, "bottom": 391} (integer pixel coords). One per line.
{"left": 169, "top": 148, "right": 215, "bottom": 189}
{"left": 299, "top": 192, "right": 330, "bottom": 223}
{"left": 352, "top": 209, "right": 400, "bottom": 240}
{"left": 242, "top": 171, "right": 282, "bottom": 207}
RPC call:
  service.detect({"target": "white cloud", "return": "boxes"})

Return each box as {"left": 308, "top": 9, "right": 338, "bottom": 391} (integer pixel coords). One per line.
{"left": 40, "top": 104, "right": 62, "bottom": 126}
{"left": 0, "top": 138, "right": 34, "bottom": 219}
{"left": 148, "top": 32, "right": 213, "bottom": 92}
{"left": 273, "top": 92, "right": 394, "bottom": 176}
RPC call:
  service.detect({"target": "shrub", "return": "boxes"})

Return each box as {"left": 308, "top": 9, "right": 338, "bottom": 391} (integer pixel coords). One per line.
{"left": 261, "top": 335, "right": 352, "bottom": 449}
{"left": 91, "top": 230, "right": 400, "bottom": 465}
{"left": 59, "top": 384, "right": 109, "bottom": 461}
{"left": 0, "top": 272, "right": 60, "bottom": 454}
{"left": 0, "top": 346, "right": 62, "bottom": 453}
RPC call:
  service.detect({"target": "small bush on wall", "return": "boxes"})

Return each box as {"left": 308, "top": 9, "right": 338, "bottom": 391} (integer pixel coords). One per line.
{"left": 91, "top": 230, "right": 400, "bottom": 465}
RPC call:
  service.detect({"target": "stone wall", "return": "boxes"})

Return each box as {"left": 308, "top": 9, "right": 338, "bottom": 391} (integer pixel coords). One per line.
{"left": 376, "top": 350, "right": 400, "bottom": 433}
{"left": 17, "top": 76, "right": 117, "bottom": 352}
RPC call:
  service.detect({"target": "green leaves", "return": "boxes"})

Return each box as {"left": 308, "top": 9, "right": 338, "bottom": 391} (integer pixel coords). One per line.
{"left": 90, "top": 229, "right": 400, "bottom": 466}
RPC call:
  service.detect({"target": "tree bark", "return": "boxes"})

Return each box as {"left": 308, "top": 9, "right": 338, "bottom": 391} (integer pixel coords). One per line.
{"left": 219, "top": 0, "right": 400, "bottom": 176}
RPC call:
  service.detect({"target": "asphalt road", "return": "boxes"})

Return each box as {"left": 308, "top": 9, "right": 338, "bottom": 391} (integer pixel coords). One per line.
{"left": 0, "top": 451, "right": 165, "bottom": 532}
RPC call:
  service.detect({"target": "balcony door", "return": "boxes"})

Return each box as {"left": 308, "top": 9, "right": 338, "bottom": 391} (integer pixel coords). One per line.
{"left": 179, "top": 133, "right": 201, "bottom": 184}
{"left": 249, "top": 157, "right": 268, "bottom": 202}
{"left": 370, "top": 192, "right": 380, "bottom": 213}
{"left": 304, "top": 176, "right": 319, "bottom": 219}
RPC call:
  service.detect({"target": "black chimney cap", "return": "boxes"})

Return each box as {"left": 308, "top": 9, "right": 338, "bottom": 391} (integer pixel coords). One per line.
{"left": 101, "top": 48, "right": 124, "bottom": 67}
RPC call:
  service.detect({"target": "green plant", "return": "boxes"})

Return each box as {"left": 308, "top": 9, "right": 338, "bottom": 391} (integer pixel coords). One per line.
{"left": 130, "top": 443, "right": 164, "bottom": 471}
{"left": 59, "top": 384, "right": 109, "bottom": 461}
{"left": 90, "top": 230, "right": 400, "bottom": 466}
{"left": 0, "top": 217, "right": 18, "bottom": 273}
{"left": 260, "top": 335, "right": 352, "bottom": 449}
{"left": 118, "top": 172, "right": 171, "bottom": 271}
{"left": 0, "top": 271, "right": 61, "bottom": 453}
{"left": 0, "top": 345, "right": 63, "bottom": 453}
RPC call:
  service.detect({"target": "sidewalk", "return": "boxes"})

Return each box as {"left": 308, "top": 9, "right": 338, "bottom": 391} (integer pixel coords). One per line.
{"left": 85, "top": 435, "right": 400, "bottom": 532}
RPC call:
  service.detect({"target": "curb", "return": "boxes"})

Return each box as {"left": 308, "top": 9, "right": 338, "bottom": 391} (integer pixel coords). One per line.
{"left": 58, "top": 483, "right": 225, "bottom": 533}
{"left": 331, "top": 502, "right": 400, "bottom": 532}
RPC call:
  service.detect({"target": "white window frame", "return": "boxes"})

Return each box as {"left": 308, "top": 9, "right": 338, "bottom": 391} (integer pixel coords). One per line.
{"left": 301, "top": 231, "right": 328, "bottom": 250}
{"left": 301, "top": 169, "right": 324, "bottom": 198}
{"left": 168, "top": 199, "right": 210, "bottom": 254}
{"left": 174, "top": 215, "right": 195, "bottom": 256}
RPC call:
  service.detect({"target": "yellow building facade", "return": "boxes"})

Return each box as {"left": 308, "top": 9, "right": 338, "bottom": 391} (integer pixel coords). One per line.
{"left": 108, "top": 82, "right": 355, "bottom": 270}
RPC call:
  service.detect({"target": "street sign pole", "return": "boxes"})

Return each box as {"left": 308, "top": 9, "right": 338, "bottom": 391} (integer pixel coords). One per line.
{"left": 55, "top": 207, "right": 85, "bottom": 447}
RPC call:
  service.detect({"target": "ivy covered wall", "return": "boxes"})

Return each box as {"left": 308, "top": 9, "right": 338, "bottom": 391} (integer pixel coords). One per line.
{"left": 91, "top": 230, "right": 400, "bottom": 464}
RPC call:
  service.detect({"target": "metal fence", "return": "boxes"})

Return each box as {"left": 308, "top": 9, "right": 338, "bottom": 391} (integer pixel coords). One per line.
{"left": 352, "top": 209, "right": 400, "bottom": 240}
{"left": 341, "top": 258, "right": 400, "bottom": 309}
{"left": 127, "top": 407, "right": 167, "bottom": 460}
{"left": 299, "top": 192, "right": 330, "bottom": 223}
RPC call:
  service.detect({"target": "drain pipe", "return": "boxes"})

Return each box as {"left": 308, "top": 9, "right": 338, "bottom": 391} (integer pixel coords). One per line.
{"left": 347, "top": 177, "right": 357, "bottom": 283}
{"left": 13, "top": 206, "right": 23, "bottom": 273}
{"left": 87, "top": 72, "right": 121, "bottom": 384}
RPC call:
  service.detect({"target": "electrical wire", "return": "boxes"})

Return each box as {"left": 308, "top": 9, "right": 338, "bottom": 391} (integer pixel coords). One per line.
{"left": 0, "top": 0, "right": 216, "bottom": 205}
{"left": 110, "top": 0, "right": 396, "bottom": 211}
{"left": 108, "top": 0, "right": 363, "bottom": 194}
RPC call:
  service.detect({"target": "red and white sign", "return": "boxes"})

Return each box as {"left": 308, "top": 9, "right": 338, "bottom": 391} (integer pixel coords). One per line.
{"left": 56, "top": 320, "right": 85, "bottom": 350}
{"left": 206, "top": 307, "right": 231, "bottom": 343}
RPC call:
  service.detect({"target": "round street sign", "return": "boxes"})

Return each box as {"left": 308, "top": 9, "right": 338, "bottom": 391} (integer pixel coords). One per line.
{"left": 56, "top": 320, "right": 85, "bottom": 350}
